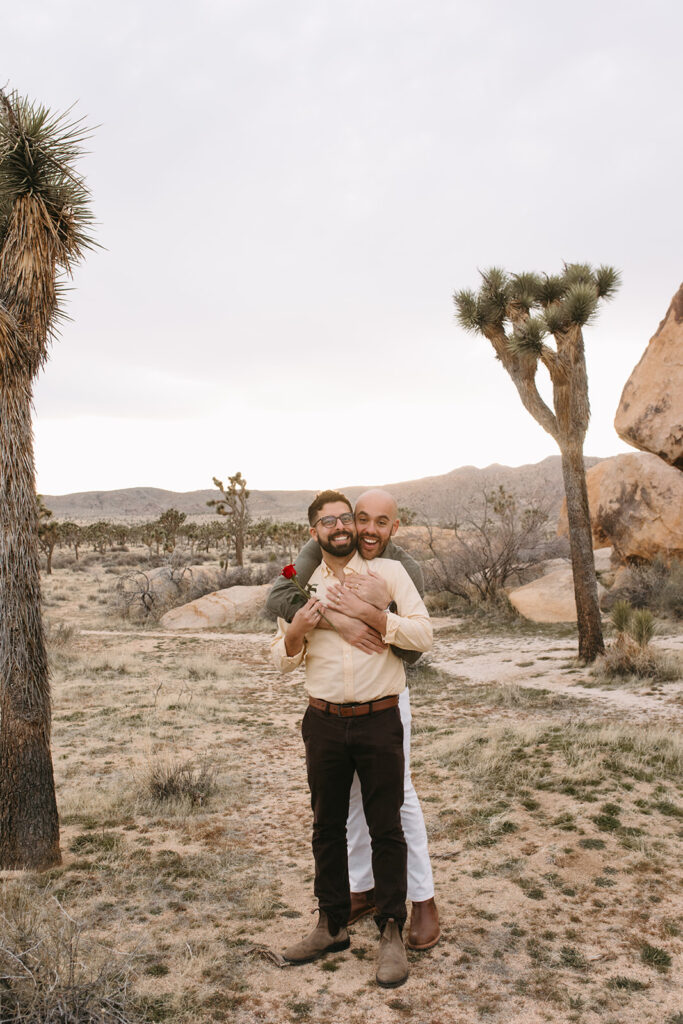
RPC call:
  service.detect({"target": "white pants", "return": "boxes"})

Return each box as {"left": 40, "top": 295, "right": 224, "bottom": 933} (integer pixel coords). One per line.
{"left": 347, "top": 688, "right": 435, "bottom": 903}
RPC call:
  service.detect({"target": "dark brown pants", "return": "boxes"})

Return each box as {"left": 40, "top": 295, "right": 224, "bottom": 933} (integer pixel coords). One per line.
{"left": 301, "top": 704, "right": 407, "bottom": 932}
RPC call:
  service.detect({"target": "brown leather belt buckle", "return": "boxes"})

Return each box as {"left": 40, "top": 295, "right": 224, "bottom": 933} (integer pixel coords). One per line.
{"left": 308, "top": 695, "right": 398, "bottom": 716}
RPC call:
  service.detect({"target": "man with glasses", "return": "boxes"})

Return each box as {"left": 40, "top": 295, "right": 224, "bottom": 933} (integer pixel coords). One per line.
{"left": 267, "top": 489, "right": 440, "bottom": 951}
{"left": 271, "top": 490, "right": 432, "bottom": 988}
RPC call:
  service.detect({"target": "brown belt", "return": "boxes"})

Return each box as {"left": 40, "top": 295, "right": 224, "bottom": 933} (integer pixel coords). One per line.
{"left": 308, "top": 695, "right": 399, "bottom": 717}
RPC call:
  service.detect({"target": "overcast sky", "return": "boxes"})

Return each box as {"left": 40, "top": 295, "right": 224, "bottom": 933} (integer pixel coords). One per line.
{"left": 4, "top": 0, "right": 682, "bottom": 494}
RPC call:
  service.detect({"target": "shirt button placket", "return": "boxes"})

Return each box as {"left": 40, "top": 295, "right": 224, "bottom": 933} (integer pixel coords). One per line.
{"left": 343, "top": 647, "right": 353, "bottom": 703}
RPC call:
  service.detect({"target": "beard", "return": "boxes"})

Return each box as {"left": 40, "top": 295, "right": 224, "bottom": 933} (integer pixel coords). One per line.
{"left": 318, "top": 530, "right": 357, "bottom": 558}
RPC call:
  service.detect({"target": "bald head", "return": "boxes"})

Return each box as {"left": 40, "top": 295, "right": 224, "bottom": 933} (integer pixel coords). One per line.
{"left": 355, "top": 489, "right": 398, "bottom": 520}
{"left": 354, "top": 489, "right": 399, "bottom": 560}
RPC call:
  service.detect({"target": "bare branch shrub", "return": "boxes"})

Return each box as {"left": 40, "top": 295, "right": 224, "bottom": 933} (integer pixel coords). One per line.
{"left": 0, "top": 882, "right": 139, "bottom": 1023}
{"left": 424, "top": 486, "right": 553, "bottom": 603}
{"left": 113, "top": 570, "right": 157, "bottom": 620}
{"left": 113, "top": 558, "right": 203, "bottom": 623}
{"left": 45, "top": 622, "right": 76, "bottom": 649}
{"left": 605, "top": 557, "right": 683, "bottom": 620}
{"left": 221, "top": 564, "right": 280, "bottom": 587}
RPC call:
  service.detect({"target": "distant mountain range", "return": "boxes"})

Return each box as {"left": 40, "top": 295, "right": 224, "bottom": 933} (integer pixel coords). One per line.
{"left": 43, "top": 456, "right": 605, "bottom": 523}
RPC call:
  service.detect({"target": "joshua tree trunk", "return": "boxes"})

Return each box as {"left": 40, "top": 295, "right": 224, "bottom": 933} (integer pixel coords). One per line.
{"left": 44, "top": 542, "right": 54, "bottom": 575}
{"left": 0, "top": 380, "right": 61, "bottom": 869}
{"left": 0, "top": 89, "right": 93, "bottom": 869}
{"left": 560, "top": 443, "right": 605, "bottom": 662}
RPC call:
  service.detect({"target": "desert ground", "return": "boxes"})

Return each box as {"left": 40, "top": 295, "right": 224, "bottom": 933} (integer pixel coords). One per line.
{"left": 2, "top": 550, "right": 682, "bottom": 1024}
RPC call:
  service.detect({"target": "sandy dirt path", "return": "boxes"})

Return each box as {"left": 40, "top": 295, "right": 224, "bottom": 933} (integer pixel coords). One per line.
{"left": 431, "top": 633, "right": 683, "bottom": 718}
{"left": 81, "top": 626, "right": 683, "bottom": 719}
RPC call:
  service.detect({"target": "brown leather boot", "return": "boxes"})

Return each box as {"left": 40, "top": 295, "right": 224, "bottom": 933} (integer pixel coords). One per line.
{"left": 282, "top": 911, "right": 350, "bottom": 964}
{"left": 405, "top": 897, "right": 441, "bottom": 950}
{"left": 349, "top": 888, "right": 376, "bottom": 925}
{"left": 376, "top": 919, "right": 409, "bottom": 988}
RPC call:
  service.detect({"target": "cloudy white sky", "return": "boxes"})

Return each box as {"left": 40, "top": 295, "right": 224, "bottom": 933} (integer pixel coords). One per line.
{"left": 5, "top": 0, "right": 682, "bottom": 494}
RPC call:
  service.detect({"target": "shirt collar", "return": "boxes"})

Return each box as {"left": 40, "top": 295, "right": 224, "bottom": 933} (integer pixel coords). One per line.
{"left": 320, "top": 550, "right": 367, "bottom": 578}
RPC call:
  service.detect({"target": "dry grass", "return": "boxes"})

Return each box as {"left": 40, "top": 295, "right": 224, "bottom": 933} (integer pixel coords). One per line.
{"left": 137, "top": 757, "right": 217, "bottom": 811}
{"left": 12, "top": 558, "right": 680, "bottom": 1022}
{"left": 0, "top": 882, "right": 139, "bottom": 1023}
{"left": 593, "top": 642, "right": 681, "bottom": 684}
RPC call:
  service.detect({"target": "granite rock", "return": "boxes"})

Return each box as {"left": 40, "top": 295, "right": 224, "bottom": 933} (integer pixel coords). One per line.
{"left": 615, "top": 283, "right": 683, "bottom": 468}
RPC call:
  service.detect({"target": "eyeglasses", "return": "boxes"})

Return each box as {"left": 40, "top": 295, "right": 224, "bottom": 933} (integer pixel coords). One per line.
{"left": 312, "top": 513, "right": 355, "bottom": 529}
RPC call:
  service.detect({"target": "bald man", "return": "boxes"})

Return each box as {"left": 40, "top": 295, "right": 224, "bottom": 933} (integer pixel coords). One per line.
{"left": 266, "top": 489, "right": 440, "bottom": 950}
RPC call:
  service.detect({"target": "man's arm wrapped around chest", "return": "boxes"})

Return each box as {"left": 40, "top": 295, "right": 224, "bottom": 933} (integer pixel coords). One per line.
{"left": 378, "top": 560, "right": 432, "bottom": 653}
{"left": 265, "top": 538, "right": 322, "bottom": 622}
{"left": 382, "top": 541, "right": 425, "bottom": 664}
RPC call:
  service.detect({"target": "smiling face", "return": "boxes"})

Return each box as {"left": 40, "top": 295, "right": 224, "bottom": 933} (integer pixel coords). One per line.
{"left": 354, "top": 490, "right": 399, "bottom": 560}
{"left": 311, "top": 500, "right": 357, "bottom": 558}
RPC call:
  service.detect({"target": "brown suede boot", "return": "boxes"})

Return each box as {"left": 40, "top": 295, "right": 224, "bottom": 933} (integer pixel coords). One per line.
{"left": 349, "top": 889, "right": 376, "bottom": 925}
{"left": 405, "top": 897, "right": 441, "bottom": 950}
{"left": 375, "top": 919, "right": 409, "bottom": 988}
{"left": 282, "top": 911, "right": 350, "bottom": 964}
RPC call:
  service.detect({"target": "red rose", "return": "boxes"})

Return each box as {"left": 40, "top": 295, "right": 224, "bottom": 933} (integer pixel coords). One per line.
{"left": 281, "top": 564, "right": 297, "bottom": 579}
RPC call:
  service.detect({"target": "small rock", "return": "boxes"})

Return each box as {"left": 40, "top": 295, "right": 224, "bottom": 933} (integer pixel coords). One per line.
{"left": 593, "top": 548, "right": 615, "bottom": 572}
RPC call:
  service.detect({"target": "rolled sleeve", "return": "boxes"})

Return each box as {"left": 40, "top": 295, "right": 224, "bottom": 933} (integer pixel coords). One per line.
{"left": 270, "top": 619, "right": 306, "bottom": 673}
{"left": 382, "top": 610, "right": 432, "bottom": 652}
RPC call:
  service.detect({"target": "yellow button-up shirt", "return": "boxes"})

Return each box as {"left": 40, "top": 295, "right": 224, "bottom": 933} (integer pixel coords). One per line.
{"left": 270, "top": 552, "right": 432, "bottom": 703}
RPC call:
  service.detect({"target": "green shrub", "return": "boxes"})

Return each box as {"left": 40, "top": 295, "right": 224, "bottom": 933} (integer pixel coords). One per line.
{"left": 596, "top": 600, "right": 681, "bottom": 682}
{"left": 610, "top": 599, "right": 633, "bottom": 634}
{"left": 630, "top": 608, "right": 655, "bottom": 647}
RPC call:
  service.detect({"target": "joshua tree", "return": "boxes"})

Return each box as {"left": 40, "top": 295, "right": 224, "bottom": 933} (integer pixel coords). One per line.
{"left": 180, "top": 521, "right": 200, "bottom": 556}
{"left": 36, "top": 496, "right": 59, "bottom": 575}
{"left": 59, "top": 520, "right": 83, "bottom": 561}
{"left": 158, "top": 507, "right": 187, "bottom": 552}
{"left": 208, "top": 471, "right": 250, "bottom": 566}
{"left": 454, "top": 263, "right": 620, "bottom": 662}
{"left": 271, "top": 520, "right": 310, "bottom": 562}
{"left": 397, "top": 506, "right": 418, "bottom": 526}
{"left": 0, "top": 91, "right": 94, "bottom": 869}
{"left": 84, "top": 519, "right": 115, "bottom": 554}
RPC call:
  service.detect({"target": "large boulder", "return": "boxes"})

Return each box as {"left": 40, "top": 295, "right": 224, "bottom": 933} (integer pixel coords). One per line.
{"left": 160, "top": 584, "right": 271, "bottom": 629}
{"left": 116, "top": 564, "right": 228, "bottom": 622}
{"left": 615, "top": 283, "right": 683, "bottom": 468}
{"left": 557, "top": 453, "right": 683, "bottom": 562}
{"left": 508, "top": 567, "right": 606, "bottom": 623}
